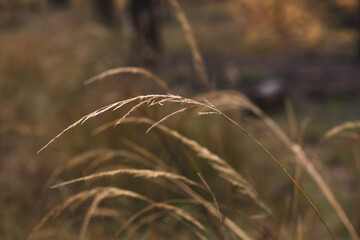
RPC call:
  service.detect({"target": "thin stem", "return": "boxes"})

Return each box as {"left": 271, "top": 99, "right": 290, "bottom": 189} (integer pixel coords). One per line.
{"left": 218, "top": 112, "right": 336, "bottom": 240}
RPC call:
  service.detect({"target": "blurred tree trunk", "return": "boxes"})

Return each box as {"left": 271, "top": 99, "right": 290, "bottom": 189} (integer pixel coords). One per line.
{"left": 357, "top": 0, "right": 360, "bottom": 62}
{"left": 128, "top": 0, "right": 162, "bottom": 66}
{"left": 92, "top": 0, "right": 115, "bottom": 26}
{"left": 48, "top": 0, "right": 69, "bottom": 9}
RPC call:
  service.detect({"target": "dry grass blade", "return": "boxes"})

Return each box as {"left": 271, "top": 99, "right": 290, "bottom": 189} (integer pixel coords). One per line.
{"left": 175, "top": 217, "right": 209, "bottom": 240}
{"left": 117, "top": 202, "right": 206, "bottom": 238}
{"left": 194, "top": 90, "right": 255, "bottom": 112}
{"left": 198, "top": 111, "right": 220, "bottom": 116}
{"left": 37, "top": 117, "right": 88, "bottom": 154}
{"left": 100, "top": 145, "right": 253, "bottom": 240}
{"left": 64, "top": 149, "right": 110, "bottom": 169}
{"left": 292, "top": 145, "right": 358, "bottom": 240}
{"left": 40, "top": 150, "right": 110, "bottom": 199}
{"left": 197, "top": 173, "right": 225, "bottom": 239}
{"left": 173, "top": 181, "right": 254, "bottom": 240}
{"left": 198, "top": 90, "right": 355, "bottom": 240}
{"left": 29, "top": 187, "right": 150, "bottom": 239}
{"left": 80, "top": 192, "right": 106, "bottom": 239}
{"left": 120, "top": 93, "right": 334, "bottom": 238}
{"left": 51, "top": 168, "right": 200, "bottom": 189}
{"left": 169, "top": 0, "right": 210, "bottom": 89}
{"left": 116, "top": 204, "right": 157, "bottom": 236}
{"left": 39, "top": 93, "right": 335, "bottom": 239}
{"left": 103, "top": 117, "right": 270, "bottom": 213}
{"left": 124, "top": 212, "right": 165, "bottom": 240}
{"left": 248, "top": 116, "right": 357, "bottom": 239}
{"left": 116, "top": 199, "right": 197, "bottom": 236}
{"left": 155, "top": 202, "right": 206, "bottom": 231}
{"left": 338, "top": 132, "right": 360, "bottom": 141}
{"left": 84, "top": 66, "right": 171, "bottom": 93}
{"left": 85, "top": 150, "right": 154, "bottom": 172}
{"left": 93, "top": 207, "right": 123, "bottom": 220}
{"left": 47, "top": 149, "right": 153, "bottom": 185}
{"left": 322, "top": 121, "right": 360, "bottom": 140}
{"left": 146, "top": 106, "right": 191, "bottom": 133}
{"left": 298, "top": 118, "right": 311, "bottom": 145}
{"left": 42, "top": 149, "right": 153, "bottom": 196}
{"left": 119, "top": 140, "right": 254, "bottom": 239}
{"left": 38, "top": 94, "right": 178, "bottom": 153}
{"left": 120, "top": 138, "right": 171, "bottom": 170}
{"left": 37, "top": 101, "right": 122, "bottom": 153}
{"left": 285, "top": 98, "right": 298, "bottom": 140}
{"left": 115, "top": 98, "right": 156, "bottom": 125}
{"left": 217, "top": 106, "right": 336, "bottom": 240}
{"left": 210, "top": 164, "right": 270, "bottom": 212}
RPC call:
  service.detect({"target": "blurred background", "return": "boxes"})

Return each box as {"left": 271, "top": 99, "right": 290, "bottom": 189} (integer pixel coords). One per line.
{"left": 0, "top": 0, "right": 359, "bottom": 239}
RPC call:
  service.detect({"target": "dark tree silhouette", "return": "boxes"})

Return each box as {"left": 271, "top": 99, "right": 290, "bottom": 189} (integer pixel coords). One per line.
{"left": 357, "top": 0, "right": 360, "bottom": 61}
{"left": 92, "top": 0, "right": 115, "bottom": 26}
{"left": 91, "top": 0, "right": 162, "bottom": 65}
{"left": 128, "top": 0, "right": 162, "bottom": 66}
{"left": 90, "top": 0, "right": 162, "bottom": 65}
{"left": 48, "top": 0, "right": 69, "bottom": 9}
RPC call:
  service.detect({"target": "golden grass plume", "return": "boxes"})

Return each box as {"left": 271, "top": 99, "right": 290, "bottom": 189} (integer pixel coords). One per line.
{"left": 84, "top": 66, "right": 171, "bottom": 93}
{"left": 169, "top": 0, "right": 210, "bottom": 89}
{"left": 195, "top": 90, "right": 359, "bottom": 240}
{"left": 322, "top": 121, "right": 360, "bottom": 140}
{"left": 38, "top": 93, "right": 336, "bottom": 239}
{"left": 51, "top": 168, "right": 200, "bottom": 189}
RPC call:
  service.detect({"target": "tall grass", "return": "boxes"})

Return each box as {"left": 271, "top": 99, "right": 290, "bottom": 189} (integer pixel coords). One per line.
{"left": 34, "top": 93, "right": 333, "bottom": 239}
{"left": 32, "top": 2, "right": 359, "bottom": 240}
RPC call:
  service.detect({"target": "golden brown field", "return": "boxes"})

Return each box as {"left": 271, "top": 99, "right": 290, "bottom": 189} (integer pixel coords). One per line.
{"left": 1, "top": 1, "right": 359, "bottom": 239}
